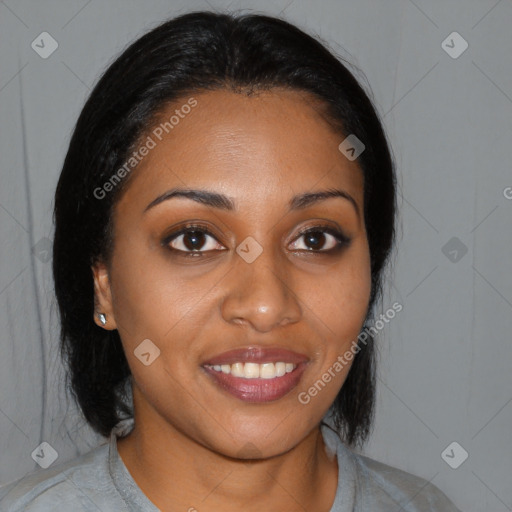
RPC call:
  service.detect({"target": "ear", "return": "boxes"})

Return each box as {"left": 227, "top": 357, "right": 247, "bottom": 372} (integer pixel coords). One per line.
{"left": 91, "top": 260, "right": 117, "bottom": 330}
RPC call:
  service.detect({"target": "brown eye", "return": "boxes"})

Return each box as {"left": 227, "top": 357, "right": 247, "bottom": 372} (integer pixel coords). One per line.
{"left": 303, "top": 231, "right": 328, "bottom": 250}
{"left": 181, "top": 231, "right": 207, "bottom": 251}
{"left": 289, "top": 226, "right": 351, "bottom": 252}
{"left": 165, "top": 227, "right": 225, "bottom": 254}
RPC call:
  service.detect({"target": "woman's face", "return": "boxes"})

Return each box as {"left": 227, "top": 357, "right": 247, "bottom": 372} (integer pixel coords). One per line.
{"left": 93, "top": 88, "right": 371, "bottom": 457}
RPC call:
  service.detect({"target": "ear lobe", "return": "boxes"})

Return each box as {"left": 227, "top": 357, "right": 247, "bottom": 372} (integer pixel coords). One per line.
{"left": 91, "top": 261, "right": 117, "bottom": 330}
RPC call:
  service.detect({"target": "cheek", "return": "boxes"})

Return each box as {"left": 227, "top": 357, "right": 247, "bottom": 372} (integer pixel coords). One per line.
{"left": 108, "top": 240, "right": 206, "bottom": 344}
{"left": 109, "top": 244, "right": 226, "bottom": 387}
{"left": 305, "top": 251, "right": 371, "bottom": 339}
{"left": 295, "top": 253, "right": 371, "bottom": 418}
{"left": 109, "top": 261, "right": 212, "bottom": 406}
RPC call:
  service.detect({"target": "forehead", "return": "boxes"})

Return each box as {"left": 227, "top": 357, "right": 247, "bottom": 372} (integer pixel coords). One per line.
{"left": 116, "top": 88, "right": 364, "bottom": 214}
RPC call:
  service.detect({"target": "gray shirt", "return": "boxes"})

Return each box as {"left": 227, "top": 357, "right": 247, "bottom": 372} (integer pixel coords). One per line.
{"left": 0, "top": 419, "right": 462, "bottom": 511}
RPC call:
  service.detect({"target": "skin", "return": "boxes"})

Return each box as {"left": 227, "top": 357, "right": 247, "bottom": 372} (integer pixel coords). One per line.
{"left": 92, "top": 88, "right": 372, "bottom": 512}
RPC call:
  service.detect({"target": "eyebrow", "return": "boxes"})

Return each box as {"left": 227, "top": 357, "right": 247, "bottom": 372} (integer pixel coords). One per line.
{"left": 143, "top": 187, "right": 360, "bottom": 218}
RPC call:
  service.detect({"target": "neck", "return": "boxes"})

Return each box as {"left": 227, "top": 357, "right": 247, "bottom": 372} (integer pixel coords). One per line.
{"left": 116, "top": 406, "right": 338, "bottom": 512}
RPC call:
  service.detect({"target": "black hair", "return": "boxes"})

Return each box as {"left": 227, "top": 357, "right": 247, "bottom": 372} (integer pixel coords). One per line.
{"left": 52, "top": 10, "right": 396, "bottom": 447}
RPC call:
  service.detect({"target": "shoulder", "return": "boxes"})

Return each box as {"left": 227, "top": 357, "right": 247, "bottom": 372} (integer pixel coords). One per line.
{"left": 321, "top": 425, "right": 462, "bottom": 511}
{"left": 351, "top": 451, "right": 462, "bottom": 511}
{"left": 0, "top": 441, "right": 118, "bottom": 512}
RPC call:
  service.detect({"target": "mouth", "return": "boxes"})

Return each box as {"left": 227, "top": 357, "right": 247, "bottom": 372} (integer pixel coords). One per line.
{"left": 201, "top": 346, "right": 309, "bottom": 403}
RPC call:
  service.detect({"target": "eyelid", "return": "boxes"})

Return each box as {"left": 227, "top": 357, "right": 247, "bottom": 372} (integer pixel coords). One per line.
{"left": 161, "top": 222, "right": 226, "bottom": 249}
{"left": 289, "top": 223, "right": 351, "bottom": 251}
{"left": 161, "top": 220, "right": 221, "bottom": 240}
{"left": 161, "top": 220, "right": 351, "bottom": 256}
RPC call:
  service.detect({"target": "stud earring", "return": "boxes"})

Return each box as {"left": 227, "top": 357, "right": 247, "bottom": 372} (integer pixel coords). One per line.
{"left": 98, "top": 313, "right": 107, "bottom": 326}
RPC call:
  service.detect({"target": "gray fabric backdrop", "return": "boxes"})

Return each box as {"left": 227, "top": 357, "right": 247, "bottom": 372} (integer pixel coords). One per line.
{"left": 1, "top": 1, "right": 511, "bottom": 510}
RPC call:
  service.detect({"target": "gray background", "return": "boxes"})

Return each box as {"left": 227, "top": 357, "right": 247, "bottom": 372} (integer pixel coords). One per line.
{"left": 1, "top": 0, "right": 511, "bottom": 510}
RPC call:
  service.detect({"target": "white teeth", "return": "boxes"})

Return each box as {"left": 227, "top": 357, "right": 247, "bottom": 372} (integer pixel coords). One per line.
{"left": 275, "top": 362, "right": 286, "bottom": 377}
{"left": 260, "top": 363, "right": 275, "bottom": 379}
{"left": 244, "top": 362, "right": 260, "bottom": 378}
{"left": 231, "top": 362, "right": 244, "bottom": 377}
{"left": 207, "top": 361, "right": 297, "bottom": 379}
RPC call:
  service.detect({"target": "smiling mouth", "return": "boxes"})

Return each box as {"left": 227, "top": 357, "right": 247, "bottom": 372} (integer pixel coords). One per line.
{"left": 201, "top": 361, "right": 308, "bottom": 403}
{"left": 201, "top": 346, "right": 309, "bottom": 402}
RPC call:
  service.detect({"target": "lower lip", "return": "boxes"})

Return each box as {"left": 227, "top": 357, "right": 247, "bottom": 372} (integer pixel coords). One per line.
{"left": 202, "top": 363, "right": 308, "bottom": 403}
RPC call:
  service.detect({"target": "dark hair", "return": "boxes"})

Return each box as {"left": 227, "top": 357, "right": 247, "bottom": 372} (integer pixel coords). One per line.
{"left": 52, "top": 10, "right": 396, "bottom": 447}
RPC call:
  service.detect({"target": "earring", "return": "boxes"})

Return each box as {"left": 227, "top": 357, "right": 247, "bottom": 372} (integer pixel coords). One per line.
{"left": 98, "top": 313, "right": 107, "bottom": 326}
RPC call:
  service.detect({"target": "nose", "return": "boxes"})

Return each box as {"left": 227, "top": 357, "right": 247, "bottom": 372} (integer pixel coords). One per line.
{"left": 220, "top": 247, "right": 302, "bottom": 333}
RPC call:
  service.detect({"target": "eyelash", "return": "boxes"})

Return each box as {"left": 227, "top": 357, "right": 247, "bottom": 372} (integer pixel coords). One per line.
{"left": 294, "top": 225, "right": 351, "bottom": 252}
{"left": 161, "top": 223, "right": 351, "bottom": 258}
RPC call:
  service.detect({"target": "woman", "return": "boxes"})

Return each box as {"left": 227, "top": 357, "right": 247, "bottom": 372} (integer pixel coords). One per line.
{"left": 0, "top": 11, "right": 461, "bottom": 511}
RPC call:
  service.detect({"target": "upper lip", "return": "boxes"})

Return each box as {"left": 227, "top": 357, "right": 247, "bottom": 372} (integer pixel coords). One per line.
{"left": 202, "top": 346, "right": 309, "bottom": 366}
